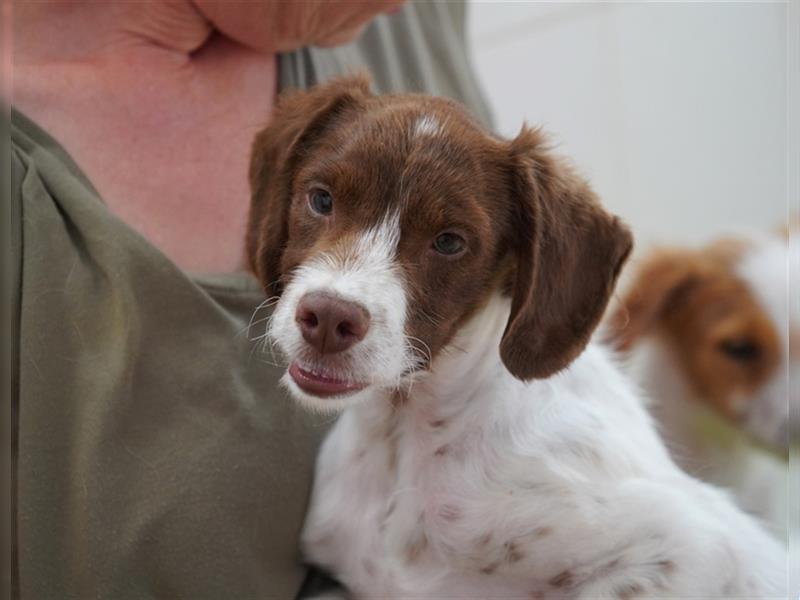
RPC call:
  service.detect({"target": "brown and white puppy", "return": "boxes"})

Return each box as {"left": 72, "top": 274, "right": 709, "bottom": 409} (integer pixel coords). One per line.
{"left": 609, "top": 230, "right": 797, "bottom": 533}
{"left": 247, "top": 76, "right": 626, "bottom": 396}
{"left": 247, "top": 76, "right": 785, "bottom": 598}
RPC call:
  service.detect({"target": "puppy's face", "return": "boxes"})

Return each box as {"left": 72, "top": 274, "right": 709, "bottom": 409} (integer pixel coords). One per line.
{"left": 612, "top": 234, "right": 797, "bottom": 448}
{"left": 248, "top": 77, "right": 631, "bottom": 410}
{"left": 265, "top": 102, "right": 508, "bottom": 407}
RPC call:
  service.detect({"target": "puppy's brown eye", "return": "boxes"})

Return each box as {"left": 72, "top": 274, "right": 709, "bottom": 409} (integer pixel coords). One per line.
{"left": 433, "top": 232, "right": 466, "bottom": 256}
{"left": 719, "top": 339, "right": 759, "bottom": 362}
{"left": 308, "top": 188, "right": 333, "bottom": 216}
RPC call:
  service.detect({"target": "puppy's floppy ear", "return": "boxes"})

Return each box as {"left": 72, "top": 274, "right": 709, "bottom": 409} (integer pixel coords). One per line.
{"left": 246, "top": 74, "right": 371, "bottom": 293}
{"left": 607, "top": 250, "right": 700, "bottom": 352}
{"left": 500, "top": 127, "right": 633, "bottom": 380}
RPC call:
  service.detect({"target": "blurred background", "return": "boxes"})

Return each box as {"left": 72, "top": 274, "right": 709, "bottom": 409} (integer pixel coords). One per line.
{"left": 467, "top": 1, "right": 790, "bottom": 254}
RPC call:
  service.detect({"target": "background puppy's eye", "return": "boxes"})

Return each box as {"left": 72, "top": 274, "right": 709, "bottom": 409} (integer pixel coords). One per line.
{"left": 308, "top": 188, "right": 333, "bottom": 215}
{"left": 718, "top": 339, "right": 759, "bottom": 362}
{"left": 433, "top": 232, "right": 467, "bottom": 256}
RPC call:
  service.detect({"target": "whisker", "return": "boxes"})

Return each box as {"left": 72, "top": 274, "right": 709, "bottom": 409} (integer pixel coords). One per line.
{"left": 241, "top": 296, "right": 281, "bottom": 339}
{"left": 266, "top": 332, "right": 284, "bottom": 369}
{"left": 243, "top": 316, "right": 274, "bottom": 341}
{"left": 256, "top": 356, "right": 288, "bottom": 369}
{"left": 246, "top": 334, "right": 263, "bottom": 366}
{"left": 405, "top": 335, "right": 433, "bottom": 366}
{"left": 417, "top": 307, "right": 442, "bottom": 327}
{"left": 257, "top": 327, "right": 287, "bottom": 366}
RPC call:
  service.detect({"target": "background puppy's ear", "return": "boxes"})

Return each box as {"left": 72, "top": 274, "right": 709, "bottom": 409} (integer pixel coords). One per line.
{"left": 246, "top": 74, "right": 371, "bottom": 292}
{"left": 500, "top": 126, "right": 633, "bottom": 380}
{"left": 607, "top": 250, "right": 700, "bottom": 352}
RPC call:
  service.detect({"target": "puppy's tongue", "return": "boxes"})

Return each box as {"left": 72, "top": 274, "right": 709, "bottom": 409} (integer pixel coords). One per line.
{"left": 289, "top": 362, "right": 367, "bottom": 398}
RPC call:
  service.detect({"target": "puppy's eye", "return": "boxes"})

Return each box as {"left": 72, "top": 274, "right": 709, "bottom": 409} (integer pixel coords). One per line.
{"left": 308, "top": 188, "right": 333, "bottom": 216}
{"left": 719, "top": 339, "right": 759, "bottom": 362}
{"left": 433, "top": 232, "right": 466, "bottom": 256}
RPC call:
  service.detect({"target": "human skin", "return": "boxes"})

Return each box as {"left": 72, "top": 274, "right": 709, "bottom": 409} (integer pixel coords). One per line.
{"left": 11, "top": 1, "right": 403, "bottom": 273}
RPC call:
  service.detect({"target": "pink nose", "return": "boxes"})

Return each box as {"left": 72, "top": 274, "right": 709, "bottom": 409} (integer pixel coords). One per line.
{"left": 295, "top": 292, "right": 371, "bottom": 355}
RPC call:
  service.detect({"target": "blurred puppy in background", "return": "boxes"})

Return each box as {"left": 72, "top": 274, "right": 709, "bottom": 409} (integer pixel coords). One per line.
{"left": 609, "top": 225, "right": 797, "bottom": 534}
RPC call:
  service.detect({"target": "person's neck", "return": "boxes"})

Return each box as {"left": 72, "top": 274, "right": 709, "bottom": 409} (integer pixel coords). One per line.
{"left": 12, "top": 5, "right": 276, "bottom": 273}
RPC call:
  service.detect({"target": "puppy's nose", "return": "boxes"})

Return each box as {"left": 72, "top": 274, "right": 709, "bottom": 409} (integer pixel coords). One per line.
{"left": 295, "top": 292, "right": 371, "bottom": 355}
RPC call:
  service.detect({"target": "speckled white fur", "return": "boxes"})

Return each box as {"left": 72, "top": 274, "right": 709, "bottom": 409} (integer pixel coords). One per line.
{"left": 293, "top": 294, "right": 787, "bottom": 598}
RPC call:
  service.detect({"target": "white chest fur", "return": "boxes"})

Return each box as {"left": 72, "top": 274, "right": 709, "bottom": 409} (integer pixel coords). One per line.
{"left": 299, "top": 301, "right": 786, "bottom": 598}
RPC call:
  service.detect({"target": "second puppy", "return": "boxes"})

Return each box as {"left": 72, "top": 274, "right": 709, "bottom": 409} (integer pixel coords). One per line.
{"left": 609, "top": 229, "right": 796, "bottom": 533}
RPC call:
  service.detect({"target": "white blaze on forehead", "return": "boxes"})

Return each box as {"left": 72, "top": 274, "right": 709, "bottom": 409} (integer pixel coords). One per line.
{"left": 268, "top": 209, "right": 412, "bottom": 410}
{"left": 325, "top": 211, "right": 402, "bottom": 276}
{"left": 413, "top": 115, "right": 441, "bottom": 138}
{"left": 301, "top": 211, "right": 405, "bottom": 320}
{"left": 350, "top": 212, "right": 402, "bottom": 268}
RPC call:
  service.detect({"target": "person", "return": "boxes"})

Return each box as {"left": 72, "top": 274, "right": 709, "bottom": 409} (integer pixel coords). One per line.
{"left": 8, "top": 1, "right": 491, "bottom": 597}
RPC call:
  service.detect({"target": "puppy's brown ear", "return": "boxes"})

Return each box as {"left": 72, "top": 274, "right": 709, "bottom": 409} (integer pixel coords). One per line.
{"left": 500, "top": 127, "right": 633, "bottom": 380}
{"left": 607, "top": 250, "right": 699, "bottom": 352}
{"left": 246, "top": 74, "right": 371, "bottom": 293}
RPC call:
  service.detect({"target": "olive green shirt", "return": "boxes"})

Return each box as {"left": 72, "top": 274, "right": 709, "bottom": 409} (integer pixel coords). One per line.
{"left": 9, "top": 3, "right": 490, "bottom": 598}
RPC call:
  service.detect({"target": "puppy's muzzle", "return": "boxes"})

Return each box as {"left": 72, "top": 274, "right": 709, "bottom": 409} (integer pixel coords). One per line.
{"left": 295, "top": 291, "right": 371, "bottom": 355}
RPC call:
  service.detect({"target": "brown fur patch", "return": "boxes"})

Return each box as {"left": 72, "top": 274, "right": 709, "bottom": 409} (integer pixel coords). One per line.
{"left": 548, "top": 570, "right": 574, "bottom": 588}
{"left": 503, "top": 541, "right": 524, "bottom": 564}
{"left": 500, "top": 128, "right": 632, "bottom": 379}
{"left": 384, "top": 498, "right": 396, "bottom": 519}
{"left": 390, "top": 390, "right": 408, "bottom": 408}
{"left": 616, "top": 583, "right": 644, "bottom": 599}
{"left": 405, "top": 530, "right": 429, "bottom": 563}
{"left": 480, "top": 561, "right": 500, "bottom": 575}
{"left": 657, "top": 559, "right": 676, "bottom": 573}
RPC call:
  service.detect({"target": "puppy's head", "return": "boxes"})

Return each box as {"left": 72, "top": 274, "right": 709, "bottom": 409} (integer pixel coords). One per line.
{"left": 247, "top": 75, "right": 631, "bottom": 410}
{"left": 610, "top": 232, "right": 797, "bottom": 448}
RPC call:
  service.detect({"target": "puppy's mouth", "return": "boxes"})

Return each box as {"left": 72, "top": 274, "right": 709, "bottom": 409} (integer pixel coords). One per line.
{"left": 288, "top": 361, "right": 368, "bottom": 398}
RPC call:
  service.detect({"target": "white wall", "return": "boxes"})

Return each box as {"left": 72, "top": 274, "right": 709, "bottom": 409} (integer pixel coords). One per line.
{"left": 468, "top": 2, "right": 789, "bottom": 256}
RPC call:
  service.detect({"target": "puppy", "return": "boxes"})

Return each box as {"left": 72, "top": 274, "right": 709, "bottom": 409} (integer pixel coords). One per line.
{"left": 609, "top": 230, "right": 797, "bottom": 534}
{"left": 247, "top": 76, "right": 786, "bottom": 598}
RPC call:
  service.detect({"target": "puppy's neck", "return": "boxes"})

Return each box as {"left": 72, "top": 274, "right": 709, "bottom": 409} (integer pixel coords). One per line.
{"left": 354, "top": 294, "right": 511, "bottom": 436}
{"left": 420, "top": 294, "right": 511, "bottom": 400}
